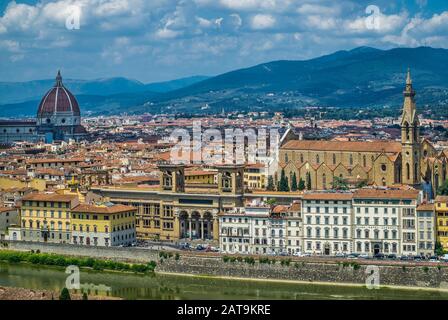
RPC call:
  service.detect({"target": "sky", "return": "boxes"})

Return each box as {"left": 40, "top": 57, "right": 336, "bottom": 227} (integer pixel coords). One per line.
{"left": 0, "top": 0, "right": 447, "bottom": 83}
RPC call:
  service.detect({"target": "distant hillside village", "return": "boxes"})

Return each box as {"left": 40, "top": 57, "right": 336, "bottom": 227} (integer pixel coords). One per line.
{"left": 0, "top": 70, "right": 448, "bottom": 258}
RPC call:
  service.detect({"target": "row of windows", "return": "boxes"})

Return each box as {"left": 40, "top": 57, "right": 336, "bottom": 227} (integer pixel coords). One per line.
{"left": 72, "top": 223, "right": 134, "bottom": 233}
{"left": 23, "top": 201, "right": 69, "bottom": 208}
{"left": 306, "top": 227, "right": 350, "bottom": 239}
{"left": 73, "top": 211, "right": 135, "bottom": 220}
{"left": 306, "top": 207, "right": 350, "bottom": 214}
{"left": 306, "top": 215, "right": 349, "bottom": 225}
{"left": 22, "top": 230, "right": 70, "bottom": 241}
{"left": 353, "top": 217, "right": 398, "bottom": 226}
{"left": 22, "top": 220, "right": 69, "bottom": 230}
{"left": 355, "top": 207, "right": 399, "bottom": 214}
{"left": 284, "top": 153, "right": 375, "bottom": 167}
{"left": 22, "top": 210, "right": 69, "bottom": 219}
{"left": 306, "top": 241, "right": 350, "bottom": 252}
{"left": 354, "top": 242, "right": 398, "bottom": 253}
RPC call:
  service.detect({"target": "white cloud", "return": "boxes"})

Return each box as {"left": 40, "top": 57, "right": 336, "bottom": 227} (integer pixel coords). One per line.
{"left": 250, "top": 14, "right": 275, "bottom": 30}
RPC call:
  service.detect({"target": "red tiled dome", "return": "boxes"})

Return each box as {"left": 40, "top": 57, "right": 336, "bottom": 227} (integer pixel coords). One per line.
{"left": 37, "top": 71, "right": 80, "bottom": 117}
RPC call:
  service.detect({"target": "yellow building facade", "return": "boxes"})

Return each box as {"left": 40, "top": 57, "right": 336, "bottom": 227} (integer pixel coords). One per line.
{"left": 71, "top": 204, "right": 136, "bottom": 247}
{"left": 436, "top": 196, "right": 448, "bottom": 250}
{"left": 20, "top": 193, "right": 79, "bottom": 243}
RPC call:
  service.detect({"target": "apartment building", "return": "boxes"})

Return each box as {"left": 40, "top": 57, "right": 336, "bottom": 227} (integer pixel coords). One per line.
{"left": 416, "top": 203, "right": 435, "bottom": 256}
{"left": 0, "top": 206, "right": 18, "bottom": 240}
{"left": 436, "top": 196, "right": 448, "bottom": 250}
{"left": 352, "top": 189, "right": 421, "bottom": 256}
{"left": 219, "top": 202, "right": 301, "bottom": 255}
{"left": 302, "top": 193, "right": 353, "bottom": 255}
{"left": 71, "top": 203, "right": 137, "bottom": 247}
{"left": 19, "top": 193, "right": 79, "bottom": 243}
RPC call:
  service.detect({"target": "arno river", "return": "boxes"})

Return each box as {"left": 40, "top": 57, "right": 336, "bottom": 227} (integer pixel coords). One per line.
{"left": 1, "top": 263, "right": 448, "bottom": 300}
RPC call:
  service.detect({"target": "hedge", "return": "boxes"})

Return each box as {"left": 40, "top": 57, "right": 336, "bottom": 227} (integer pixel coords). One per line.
{"left": 0, "top": 250, "right": 156, "bottom": 273}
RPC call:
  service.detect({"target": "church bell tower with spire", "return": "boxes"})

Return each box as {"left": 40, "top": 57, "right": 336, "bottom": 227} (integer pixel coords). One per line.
{"left": 401, "top": 68, "right": 421, "bottom": 185}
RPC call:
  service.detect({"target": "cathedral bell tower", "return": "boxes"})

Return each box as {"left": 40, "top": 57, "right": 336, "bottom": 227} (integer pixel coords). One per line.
{"left": 401, "top": 68, "right": 421, "bottom": 185}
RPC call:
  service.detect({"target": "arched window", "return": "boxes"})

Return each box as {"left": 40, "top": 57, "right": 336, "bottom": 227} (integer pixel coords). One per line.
{"left": 322, "top": 174, "right": 327, "bottom": 190}
{"left": 382, "top": 177, "right": 386, "bottom": 186}
{"left": 405, "top": 122, "right": 410, "bottom": 141}
{"left": 285, "top": 153, "right": 289, "bottom": 163}
{"left": 406, "top": 163, "right": 410, "bottom": 180}
{"left": 333, "top": 154, "right": 336, "bottom": 165}
{"left": 363, "top": 155, "right": 367, "bottom": 167}
{"left": 349, "top": 154, "right": 353, "bottom": 166}
{"left": 300, "top": 154, "right": 304, "bottom": 163}
{"left": 414, "top": 162, "right": 419, "bottom": 182}
{"left": 365, "top": 230, "right": 369, "bottom": 239}
{"left": 316, "top": 154, "right": 320, "bottom": 164}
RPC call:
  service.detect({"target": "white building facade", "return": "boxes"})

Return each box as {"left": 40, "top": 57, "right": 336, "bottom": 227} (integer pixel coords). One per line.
{"left": 302, "top": 193, "right": 353, "bottom": 255}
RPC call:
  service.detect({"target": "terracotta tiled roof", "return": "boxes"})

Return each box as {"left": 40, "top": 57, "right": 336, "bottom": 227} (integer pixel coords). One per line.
{"left": 436, "top": 196, "right": 448, "bottom": 203}
{"left": 417, "top": 203, "right": 435, "bottom": 211}
{"left": 303, "top": 193, "right": 353, "bottom": 200}
{"left": 37, "top": 71, "right": 80, "bottom": 117}
{"left": 22, "top": 193, "right": 78, "bottom": 202}
{"left": 354, "top": 189, "right": 420, "bottom": 199}
{"left": 71, "top": 203, "right": 136, "bottom": 214}
{"left": 281, "top": 140, "right": 402, "bottom": 153}
{"left": 27, "top": 158, "right": 83, "bottom": 164}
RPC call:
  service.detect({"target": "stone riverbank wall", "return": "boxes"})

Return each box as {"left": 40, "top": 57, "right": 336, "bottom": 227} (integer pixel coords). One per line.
{"left": 4, "top": 241, "right": 448, "bottom": 289}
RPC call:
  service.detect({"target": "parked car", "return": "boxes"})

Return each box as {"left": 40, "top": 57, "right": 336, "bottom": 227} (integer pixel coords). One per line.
{"left": 387, "top": 254, "right": 397, "bottom": 260}
{"left": 302, "top": 253, "right": 312, "bottom": 257}
{"left": 292, "top": 252, "right": 303, "bottom": 257}
{"left": 196, "top": 244, "right": 205, "bottom": 250}
{"left": 346, "top": 254, "right": 358, "bottom": 260}
{"left": 358, "top": 254, "right": 370, "bottom": 259}
{"left": 335, "top": 253, "right": 346, "bottom": 258}
{"left": 429, "top": 256, "right": 440, "bottom": 263}
{"left": 400, "top": 255, "right": 410, "bottom": 261}
{"left": 373, "top": 253, "right": 385, "bottom": 259}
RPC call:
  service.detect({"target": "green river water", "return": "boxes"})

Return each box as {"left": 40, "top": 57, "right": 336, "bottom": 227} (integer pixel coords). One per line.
{"left": 0, "top": 263, "right": 447, "bottom": 300}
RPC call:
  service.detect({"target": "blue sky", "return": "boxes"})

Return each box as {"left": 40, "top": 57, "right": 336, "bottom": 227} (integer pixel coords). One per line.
{"left": 0, "top": 0, "right": 447, "bottom": 83}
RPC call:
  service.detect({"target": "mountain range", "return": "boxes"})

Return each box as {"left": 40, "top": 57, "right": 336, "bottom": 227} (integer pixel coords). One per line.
{"left": 1, "top": 46, "right": 448, "bottom": 117}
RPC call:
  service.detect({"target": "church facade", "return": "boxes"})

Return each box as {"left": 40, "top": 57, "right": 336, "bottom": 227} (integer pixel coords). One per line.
{"left": 0, "top": 71, "right": 87, "bottom": 144}
{"left": 279, "top": 70, "right": 448, "bottom": 197}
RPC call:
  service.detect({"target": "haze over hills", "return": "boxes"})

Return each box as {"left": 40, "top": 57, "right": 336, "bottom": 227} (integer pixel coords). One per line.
{"left": 0, "top": 75, "right": 209, "bottom": 106}
{"left": 1, "top": 46, "right": 448, "bottom": 117}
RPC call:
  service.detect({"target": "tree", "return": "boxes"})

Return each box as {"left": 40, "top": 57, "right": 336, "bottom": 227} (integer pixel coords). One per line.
{"left": 333, "top": 176, "right": 349, "bottom": 191}
{"left": 266, "top": 199, "right": 277, "bottom": 206}
{"left": 59, "top": 287, "right": 71, "bottom": 300}
{"left": 278, "top": 169, "right": 290, "bottom": 192}
{"left": 291, "top": 172, "right": 298, "bottom": 191}
{"left": 298, "top": 178, "right": 306, "bottom": 191}
{"left": 356, "top": 180, "right": 368, "bottom": 189}
{"left": 82, "top": 292, "right": 88, "bottom": 300}
{"left": 435, "top": 241, "right": 445, "bottom": 257}
{"left": 266, "top": 175, "right": 275, "bottom": 191}
{"left": 438, "top": 180, "right": 448, "bottom": 196}
{"left": 306, "top": 173, "right": 312, "bottom": 190}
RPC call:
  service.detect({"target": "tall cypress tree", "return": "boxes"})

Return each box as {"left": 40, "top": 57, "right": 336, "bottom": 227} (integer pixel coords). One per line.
{"left": 279, "top": 169, "right": 290, "bottom": 191}
{"left": 291, "top": 172, "right": 298, "bottom": 191}
{"left": 298, "top": 178, "right": 305, "bottom": 191}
